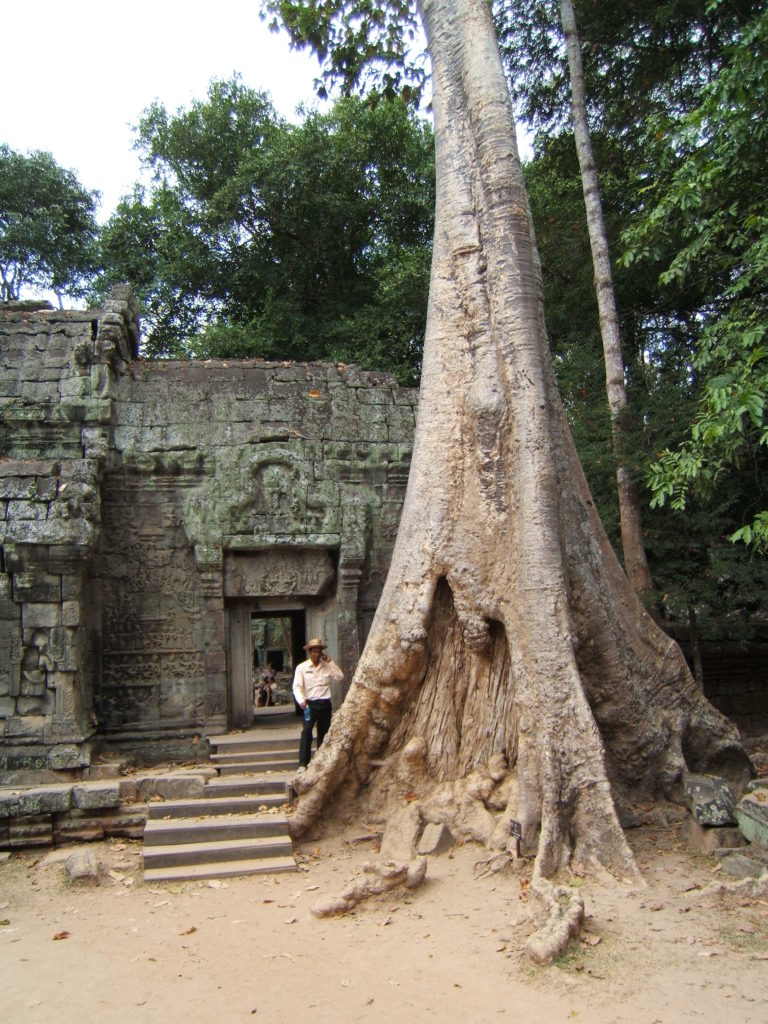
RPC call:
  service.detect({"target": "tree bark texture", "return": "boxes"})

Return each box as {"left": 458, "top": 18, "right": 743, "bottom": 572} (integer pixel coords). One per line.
{"left": 290, "top": 0, "right": 750, "bottom": 890}
{"left": 559, "top": 0, "right": 653, "bottom": 595}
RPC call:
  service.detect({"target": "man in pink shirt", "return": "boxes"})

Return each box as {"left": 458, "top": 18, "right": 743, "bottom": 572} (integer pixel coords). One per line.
{"left": 292, "top": 638, "right": 344, "bottom": 769}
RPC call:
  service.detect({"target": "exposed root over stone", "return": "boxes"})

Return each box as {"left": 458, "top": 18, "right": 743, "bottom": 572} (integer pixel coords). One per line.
{"left": 524, "top": 880, "right": 585, "bottom": 965}
{"left": 694, "top": 874, "right": 768, "bottom": 901}
{"left": 310, "top": 858, "right": 428, "bottom": 918}
{"left": 473, "top": 852, "right": 518, "bottom": 878}
{"left": 297, "top": 747, "right": 632, "bottom": 961}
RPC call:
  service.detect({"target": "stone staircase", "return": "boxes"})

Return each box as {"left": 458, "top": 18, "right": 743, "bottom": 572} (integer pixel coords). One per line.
{"left": 143, "top": 718, "right": 302, "bottom": 882}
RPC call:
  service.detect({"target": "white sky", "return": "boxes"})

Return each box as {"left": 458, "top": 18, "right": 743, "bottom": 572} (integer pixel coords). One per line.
{"left": 3, "top": 1, "right": 328, "bottom": 221}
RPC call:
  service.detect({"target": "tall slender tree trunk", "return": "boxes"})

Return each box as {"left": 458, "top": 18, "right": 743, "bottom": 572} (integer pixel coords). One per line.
{"left": 559, "top": 0, "right": 653, "bottom": 595}
{"left": 687, "top": 602, "right": 705, "bottom": 690}
{"left": 289, "top": 0, "right": 750, "bottom": 960}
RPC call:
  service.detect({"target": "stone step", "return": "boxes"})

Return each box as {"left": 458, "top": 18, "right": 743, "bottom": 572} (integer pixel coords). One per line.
{"left": 144, "top": 813, "right": 290, "bottom": 846}
{"left": 207, "top": 732, "right": 300, "bottom": 755}
{"left": 147, "top": 794, "right": 286, "bottom": 819}
{"left": 217, "top": 760, "right": 296, "bottom": 776}
{"left": 209, "top": 739, "right": 297, "bottom": 755}
{"left": 142, "top": 737, "right": 299, "bottom": 884}
{"left": 143, "top": 855, "right": 297, "bottom": 883}
{"left": 143, "top": 834, "right": 292, "bottom": 868}
{"left": 204, "top": 774, "right": 293, "bottom": 799}
{"left": 211, "top": 749, "right": 296, "bottom": 765}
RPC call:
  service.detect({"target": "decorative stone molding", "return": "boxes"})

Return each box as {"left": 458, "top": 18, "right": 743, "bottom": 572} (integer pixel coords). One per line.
{"left": 223, "top": 549, "right": 336, "bottom": 598}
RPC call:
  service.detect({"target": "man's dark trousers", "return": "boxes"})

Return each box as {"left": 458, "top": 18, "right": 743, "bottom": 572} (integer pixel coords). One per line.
{"left": 299, "top": 698, "right": 332, "bottom": 767}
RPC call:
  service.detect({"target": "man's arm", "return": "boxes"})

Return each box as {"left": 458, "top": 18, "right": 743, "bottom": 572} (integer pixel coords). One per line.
{"left": 292, "top": 664, "right": 307, "bottom": 707}
{"left": 324, "top": 656, "right": 344, "bottom": 683}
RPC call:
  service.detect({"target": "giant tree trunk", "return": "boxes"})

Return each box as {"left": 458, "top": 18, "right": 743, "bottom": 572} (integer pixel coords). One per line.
{"left": 559, "top": 0, "right": 653, "bottom": 595}
{"left": 290, "top": 0, "right": 750, "bottom": 948}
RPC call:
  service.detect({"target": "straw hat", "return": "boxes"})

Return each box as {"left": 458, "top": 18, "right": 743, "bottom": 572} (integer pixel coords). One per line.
{"left": 303, "top": 638, "right": 327, "bottom": 650}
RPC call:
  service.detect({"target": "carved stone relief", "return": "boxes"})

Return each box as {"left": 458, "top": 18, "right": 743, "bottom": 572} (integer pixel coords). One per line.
{"left": 223, "top": 549, "right": 336, "bottom": 598}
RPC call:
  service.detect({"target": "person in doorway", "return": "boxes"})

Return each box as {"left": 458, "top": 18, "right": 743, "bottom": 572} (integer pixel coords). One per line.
{"left": 257, "top": 662, "right": 276, "bottom": 707}
{"left": 292, "top": 638, "right": 343, "bottom": 770}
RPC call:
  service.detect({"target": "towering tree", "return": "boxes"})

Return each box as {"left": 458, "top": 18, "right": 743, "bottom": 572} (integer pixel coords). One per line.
{"left": 97, "top": 82, "right": 434, "bottom": 383}
{"left": 0, "top": 145, "right": 99, "bottom": 305}
{"left": 558, "top": 0, "right": 652, "bottom": 593}
{"left": 267, "top": 0, "right": 751, "bottom": 961}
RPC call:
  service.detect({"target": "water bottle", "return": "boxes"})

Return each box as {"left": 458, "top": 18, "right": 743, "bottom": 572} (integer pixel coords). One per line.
{"left": 303, "top": 705, "right": 311, "bottom": 723}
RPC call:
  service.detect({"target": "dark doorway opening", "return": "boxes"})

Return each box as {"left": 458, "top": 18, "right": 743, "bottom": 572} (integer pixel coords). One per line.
{"left": 227, "top": 603, "right": 307, "bottom": 728}
{"left": 251, "top": 609, "right": 305, "bottom": 714}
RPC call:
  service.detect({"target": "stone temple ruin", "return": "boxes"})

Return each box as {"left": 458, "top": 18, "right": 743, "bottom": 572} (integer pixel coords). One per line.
{"left": 0, "top": 287, "right": 416, "bottom": 775}
{"left": 2, "top": 287, "right": 765, "bottom": 787}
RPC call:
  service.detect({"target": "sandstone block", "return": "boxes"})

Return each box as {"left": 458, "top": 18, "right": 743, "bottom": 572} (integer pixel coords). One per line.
{"left": 87, "top": 762, "right": 126, "bottom": 780}
{"left": 4, "top": 543, "right": 48, "bottom": 573}
{"left": 17, "top": 786, "right": 71, "bottom": 815}
{"left": 682, "top": 816, "right": 747, "bottom": 854}
{"left": 380, "top": 802, "right": 422, "bottom": 862}
{"left": 54, "top": 817, "right": 105, "bottom": 843}
{"left": 34, "top": 477, "right": 58, "bottom": 501}
{"left": 60, "top": 601, "right": 80, "bottom": 627}
{"left": 48, "top": 744, "right": 87, "bottom": 770}
{"left": 735, "top": 792, "right": 768, "bottom": 849}
{"left": 154, "top": 773, "right": 205, "bottom": 800}
{"left": 683, "top": 773, "right": 736, "bottom": 826}
{"left": 48, "top": 544, "right": 89, "bottom": 574}
{"left": 0, "top": 460, "right": 57, "bottom": 478}
{"left": 417, "top": 822, "right": 455, "bottom": 856}
{"left": 9, "top": 814, "right": 53, "bottom": 847}
{"left": 65, "top": 847, "right": 99, "bottom": 883}
{"left": 7, "top": 500, "right": 47, "bottom": 521}
{"left": 118, "top": 775, "right": 157, "bottom": 803}
{"left": 72, "top": 783, "right": 121, "bottom": 811}
{"left": 12, "top": 570, "right": 60, "bottom": 603}
{"left": 0, "top": 477, "right": 36, "bottom": 500}
{"left": 0, "top": 696, "right": 17, "bottom": 716}
{"left": 15, "top": 696, "right": 49, "bottom": 715}
{"left": 0, "top": 792, "right": 20, "bottom": 816}
{"left": 5, "top": 714, "right": 45, "bottom": 740}
{"left": 101, "top": 805, "right": 147, "bottom": 839}
{"left": 718, "top": 851, "right": 766, "bottom": 880}
{"left": 21, "top": 603, "right": 61, "bottom": 629}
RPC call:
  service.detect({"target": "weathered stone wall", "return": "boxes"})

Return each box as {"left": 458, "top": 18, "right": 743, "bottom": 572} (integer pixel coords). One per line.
{"left": 93, "top": 358, "right": 415, "bottom": 747}
{"left": 0, "top": 288, "right": 416, "bottom": 771}
{"left": 0, "top": 289, "right": 139, "bottom": 771}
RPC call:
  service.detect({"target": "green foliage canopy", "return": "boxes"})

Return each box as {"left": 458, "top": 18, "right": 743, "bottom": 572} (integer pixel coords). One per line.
{"left": 98, "top": 78, "right": 434, "bottom": 384}
{"left": 0, "top": 145, "right": 100, "bottom": 304}
{"left": 623, "top": 5, "right": 768, "bottom": 553}
{"left": 495, "top": 0, "right": 761, "bottom": 143}
{"left": 262, "top": 0, "right": 426, "bottom": 103}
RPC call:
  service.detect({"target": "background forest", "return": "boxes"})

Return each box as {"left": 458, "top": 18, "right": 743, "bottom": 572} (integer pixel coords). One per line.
{"left": 2, "top": 0, "right": 767, "bottom": 684}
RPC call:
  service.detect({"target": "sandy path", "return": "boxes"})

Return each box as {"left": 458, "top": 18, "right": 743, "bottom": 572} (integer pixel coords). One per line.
{"left": 1, "top": 825, "right": 766, "bottom": 1024}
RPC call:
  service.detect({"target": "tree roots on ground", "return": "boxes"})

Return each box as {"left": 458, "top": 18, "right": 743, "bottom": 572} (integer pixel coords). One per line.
{"left": 310, "top": 858, "right": 428, "bottom": 918}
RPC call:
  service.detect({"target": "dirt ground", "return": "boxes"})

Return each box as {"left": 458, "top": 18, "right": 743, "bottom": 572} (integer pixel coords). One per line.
{"left": 1, "top": 819, "right": 767, "bottom": 1024}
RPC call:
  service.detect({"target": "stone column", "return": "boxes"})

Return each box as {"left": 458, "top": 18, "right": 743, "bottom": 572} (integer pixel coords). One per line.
{"left": 195, "top": 545, "right": 228, "bottom": 733}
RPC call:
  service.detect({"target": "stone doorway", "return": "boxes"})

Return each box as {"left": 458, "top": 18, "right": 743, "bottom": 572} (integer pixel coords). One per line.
{"left": 227, "top": 603, "right": 306, "bottom": 728}
{"left": 251, "top": 610, "right": 306, "bottom": 713}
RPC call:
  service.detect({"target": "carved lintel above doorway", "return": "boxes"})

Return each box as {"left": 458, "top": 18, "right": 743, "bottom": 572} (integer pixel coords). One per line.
{"left": 223, "top": 548, "right": 335, "bottom": 598}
